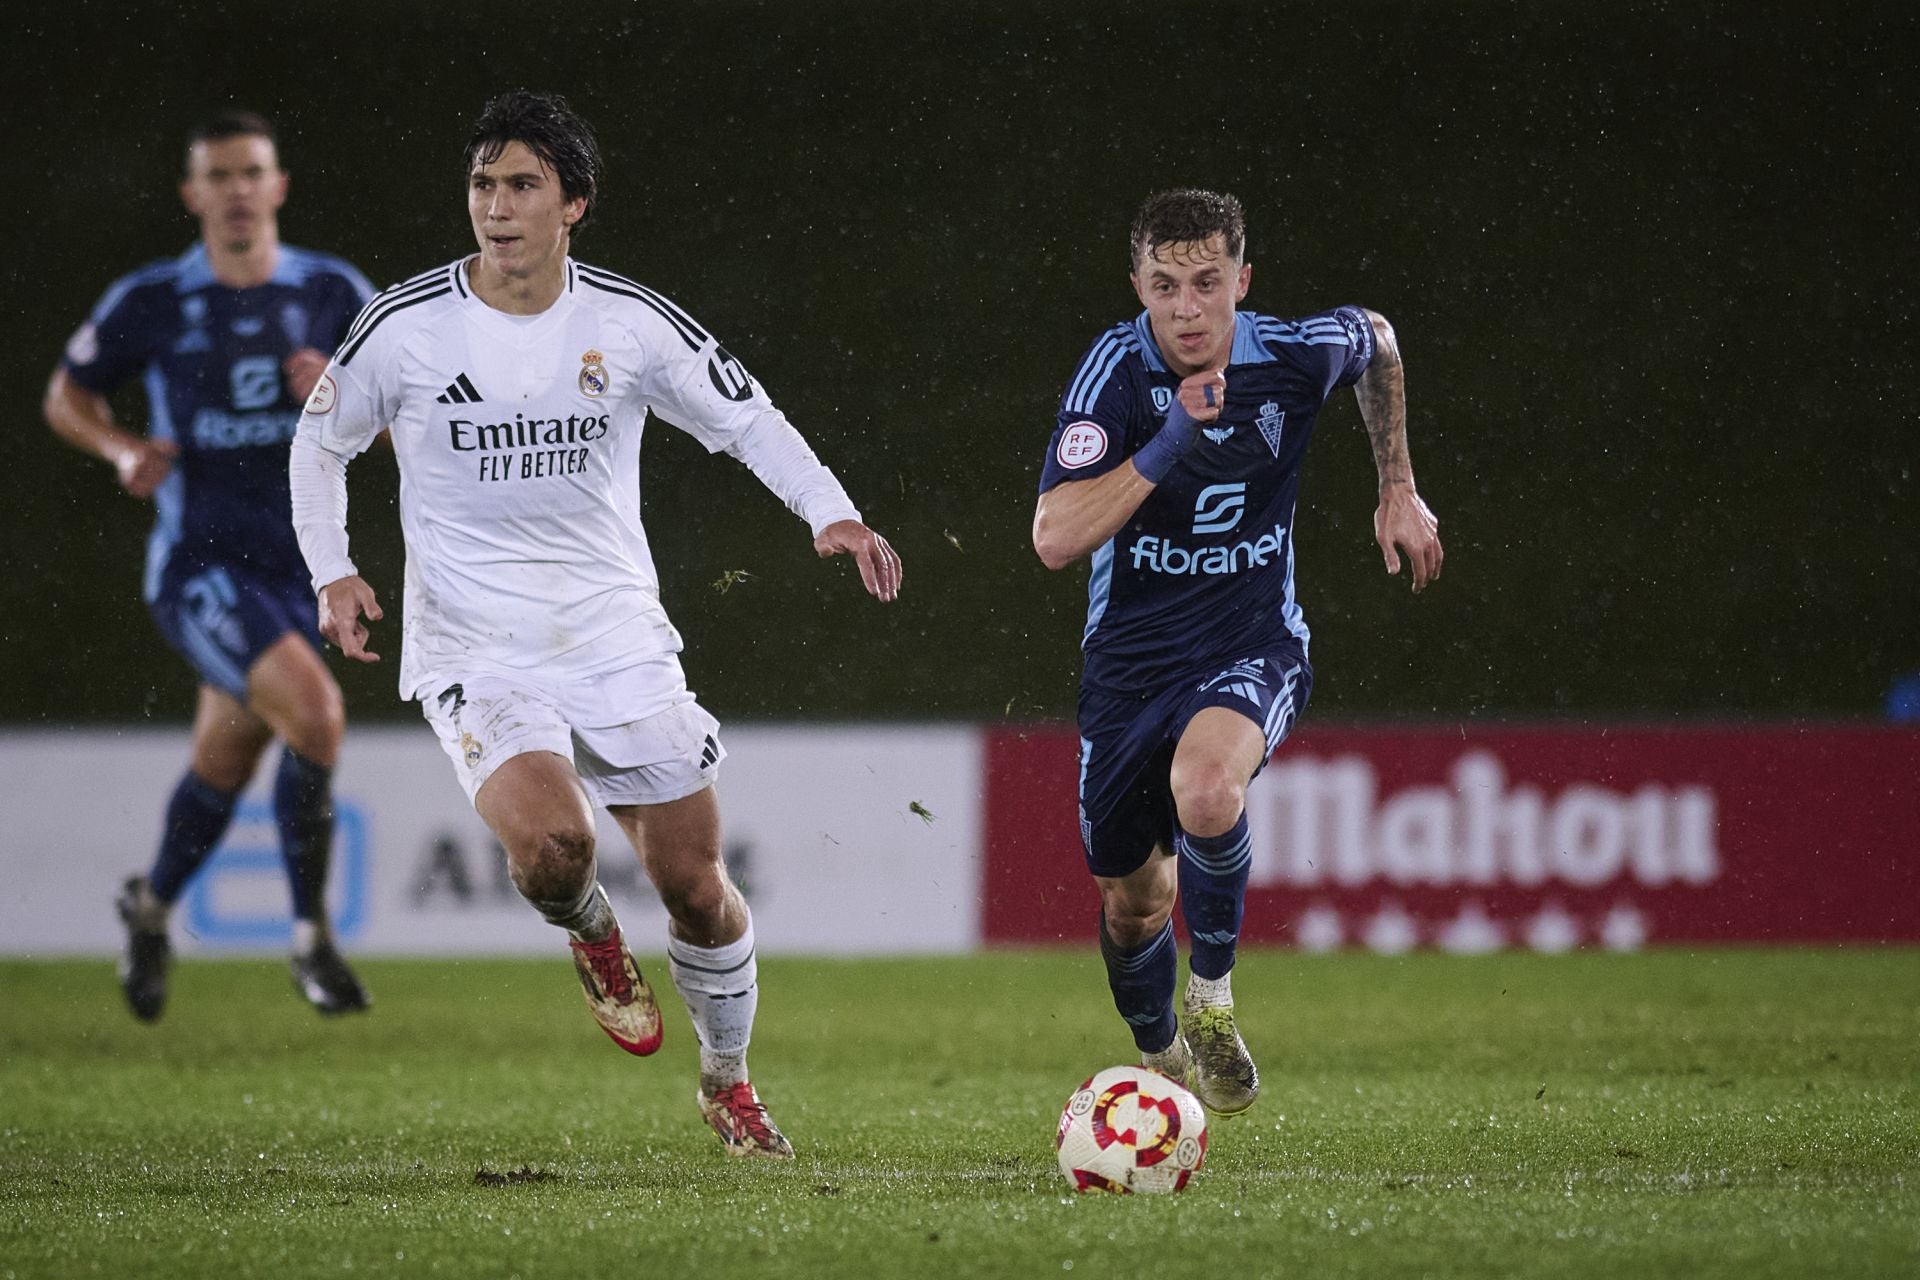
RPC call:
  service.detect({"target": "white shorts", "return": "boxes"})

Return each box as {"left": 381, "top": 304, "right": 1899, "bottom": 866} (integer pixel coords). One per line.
{"left": 421, "top": 670, "right": 726, "bottom": 808}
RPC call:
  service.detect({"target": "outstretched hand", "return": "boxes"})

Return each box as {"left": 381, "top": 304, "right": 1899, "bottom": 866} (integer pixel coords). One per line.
{"left": 317, "top": 575, "right": 384, "bottom": 662}
{"left": 814, "top": 519, "right": 903, "bottom": 602}
{"left": 1374, "top": 482, "right": 1443, "bottom": 592}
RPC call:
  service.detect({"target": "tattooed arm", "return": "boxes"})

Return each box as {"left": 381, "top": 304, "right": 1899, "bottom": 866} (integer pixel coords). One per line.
{"left": 1355, "top": 310, "right": 1443, "bottom": 592}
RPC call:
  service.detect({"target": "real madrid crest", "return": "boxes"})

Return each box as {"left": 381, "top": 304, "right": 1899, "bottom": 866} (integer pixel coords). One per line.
{"left": 579, "top": 348, "right": 609, "bottom": 398}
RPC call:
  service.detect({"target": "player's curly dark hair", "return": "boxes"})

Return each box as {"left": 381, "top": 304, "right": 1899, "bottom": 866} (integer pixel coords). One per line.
{"left": 1130, "top": 189, "right": 1246, "bottom": 268}
{"left": 465, "top": 91, "right": 604, "bottom": 234}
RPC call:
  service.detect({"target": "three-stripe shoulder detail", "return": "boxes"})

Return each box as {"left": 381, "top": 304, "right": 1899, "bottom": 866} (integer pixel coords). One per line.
{"left": 93, "top": 259, "right": 181, "bottom": 316}
{"left": 336, "top": 271, "right": 454, "bottom": 367}
{"left": 1254, "top": 314, "right": 1352, "bottom": 348}
{"left": 1063, "top": 327, "right": 1138, "bottom": 415}
{"left": 338, "top": 267, "right": 451, "bottom": 345}
{"left": 574, "top": 264, "right": 711, "bottom": 351}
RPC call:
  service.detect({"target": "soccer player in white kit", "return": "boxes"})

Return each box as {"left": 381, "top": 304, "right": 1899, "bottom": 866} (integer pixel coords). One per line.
{"left": 288, "top": 92, "right": 902, "bottom": 1159}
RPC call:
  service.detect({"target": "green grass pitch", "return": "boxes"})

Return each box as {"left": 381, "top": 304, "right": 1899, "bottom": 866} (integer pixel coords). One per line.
{"left": 2, "top": 949, "right": 1916, "bottom": 1278}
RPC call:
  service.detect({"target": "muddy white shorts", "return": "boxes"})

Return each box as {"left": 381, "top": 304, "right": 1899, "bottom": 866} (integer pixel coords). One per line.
{"left": 419, "top": 663, "right": 726, "bottom": 808}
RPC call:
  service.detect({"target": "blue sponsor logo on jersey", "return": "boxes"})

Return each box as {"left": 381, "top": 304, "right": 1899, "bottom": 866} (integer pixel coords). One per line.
{"left": 229, "top": 355, "right": 282, "bottom": 410}
{"left": 1129, "top": 521, "right": 1288, "bottom": 576}
{"left": 1191, "top": 483, "right": 1246, "bottom": 534}
{"left": 191, "top": 407, "right": 302, "bottom": 448}
{"left": 1151, "top": 386, "right": 1174, "bottom": 412}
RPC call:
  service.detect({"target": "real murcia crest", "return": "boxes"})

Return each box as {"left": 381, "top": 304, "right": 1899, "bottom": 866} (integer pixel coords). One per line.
{"left": 1257, "top": 400, "right": 1285, "bottom": 457}
{"left": 579, "top": 349, "right": 609, "bottom": 398}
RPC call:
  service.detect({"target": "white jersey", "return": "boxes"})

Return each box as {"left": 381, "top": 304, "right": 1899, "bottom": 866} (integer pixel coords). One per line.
{"left": 290, "top": 256, "right": 861, "bottom": 708}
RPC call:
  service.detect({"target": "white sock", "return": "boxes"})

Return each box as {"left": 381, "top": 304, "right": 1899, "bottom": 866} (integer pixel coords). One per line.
{"left": 1186, "top": 970, "right": 1234, "bottom": 1010}
{"left": 1143, "top": 1036, "right": 1192, "bottom": 1075}
{"left": 667, "top": 913, "right": 758, "bottom": 1090}
{"left": 530, "top": 880, "right": 615, "bottom": 943}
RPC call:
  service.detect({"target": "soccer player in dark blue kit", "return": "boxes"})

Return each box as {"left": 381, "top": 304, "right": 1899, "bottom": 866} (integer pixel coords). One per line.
{"left": 44, "top": 111, "right": 376, "bottom": 1021}
{"left": 1033, "top": 190, "right": 1443, "bottom": 1113}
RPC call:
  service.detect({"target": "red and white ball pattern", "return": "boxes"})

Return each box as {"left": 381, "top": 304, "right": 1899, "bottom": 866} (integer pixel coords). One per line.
{"left": 1056, "top": 1064, "right": 1208, "bottom": 1194}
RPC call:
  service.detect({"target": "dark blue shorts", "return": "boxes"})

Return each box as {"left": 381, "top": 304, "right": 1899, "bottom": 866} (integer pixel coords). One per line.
{"left": 1076, "top": 646, "right": 1312, "bottom": 879}
{"left": 148, "top": 561, "right": 321, "bottom": 701}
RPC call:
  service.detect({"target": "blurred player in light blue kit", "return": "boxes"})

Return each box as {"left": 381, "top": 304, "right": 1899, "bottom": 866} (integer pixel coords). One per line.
{"left": 1033, "top": 190, "right": 1443, "bottom": 1112}
{"left": 44, "top": 111, "right": 376, "bottom": 1021}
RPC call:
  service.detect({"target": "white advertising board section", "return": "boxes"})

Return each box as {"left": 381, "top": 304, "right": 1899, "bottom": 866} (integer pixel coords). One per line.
{"left": 0, "top": 727, "right": 982, "bottom": 956}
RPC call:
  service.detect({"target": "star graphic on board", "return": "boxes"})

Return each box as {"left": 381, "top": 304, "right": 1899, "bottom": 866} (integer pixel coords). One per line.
{"left": 1362, "top": 903, "right": 1420, "bottom": 955}
{"left": 1599, "top": 903, "right": 1649, "bottom": 952}
{"left": 1525, "top": 902, "right": 1581, "bottom": 954}
{"left": 1436, "top": 900, "right": 1506, "bottom": 954}
{"left": 1294, "top": 905, "right": 1344, "bottom": 953}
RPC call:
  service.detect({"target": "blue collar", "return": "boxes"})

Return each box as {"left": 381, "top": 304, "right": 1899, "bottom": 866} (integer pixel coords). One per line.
{"left": 173, "top": 241, "right": 305, "bottom": 290}
{"left": 1129, "top": 310, "right": 1274, "bottom": 373}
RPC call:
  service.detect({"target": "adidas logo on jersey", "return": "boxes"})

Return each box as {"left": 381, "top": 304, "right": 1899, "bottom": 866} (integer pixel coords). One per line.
{"left": 435, "top": 373, "right": 484, "bottom": 404}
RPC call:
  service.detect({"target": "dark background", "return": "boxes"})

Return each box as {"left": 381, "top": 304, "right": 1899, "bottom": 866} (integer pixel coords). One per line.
{"left": 11, "top": 0, "right": 1915, "bottom": 725}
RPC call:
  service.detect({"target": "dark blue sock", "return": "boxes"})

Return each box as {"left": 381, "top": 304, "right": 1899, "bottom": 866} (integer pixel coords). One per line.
{"left": 1099, "top": 914, "right": 1178, "bottom": 1052}
{"left": 1177, "top": 814, "right": 1253, "bottom": 980}
{"left": 148, "top": 772, "right": 240, "bottom": 903}
{"left": 273, "top": 749, "right": 334, "bottom": 923}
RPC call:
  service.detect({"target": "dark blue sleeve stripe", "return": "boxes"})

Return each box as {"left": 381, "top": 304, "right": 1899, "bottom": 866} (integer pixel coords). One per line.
{"left": 336, "top": 287, "right": 451, "bottom": 366}
{"left": 578, "top": 276, "right": 703, "bottom": 351}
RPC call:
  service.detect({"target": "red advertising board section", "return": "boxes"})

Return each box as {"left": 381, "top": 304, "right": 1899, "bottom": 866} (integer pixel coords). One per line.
{"left": 982, "top": 725, "right": 1920, "bottom": 950}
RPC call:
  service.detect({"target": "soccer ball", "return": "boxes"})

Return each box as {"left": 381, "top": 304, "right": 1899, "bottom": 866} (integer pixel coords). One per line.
{"left": 1055, "top": 1065, "right": 1208, "bottom": 1194}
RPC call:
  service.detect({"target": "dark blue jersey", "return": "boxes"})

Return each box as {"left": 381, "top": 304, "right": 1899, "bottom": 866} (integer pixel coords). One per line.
{"left": 62, "top": 243, "right": 374, "bottom": 601}
{"left": 1039, "top": 306, "right": 1375, "bottom": 696}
